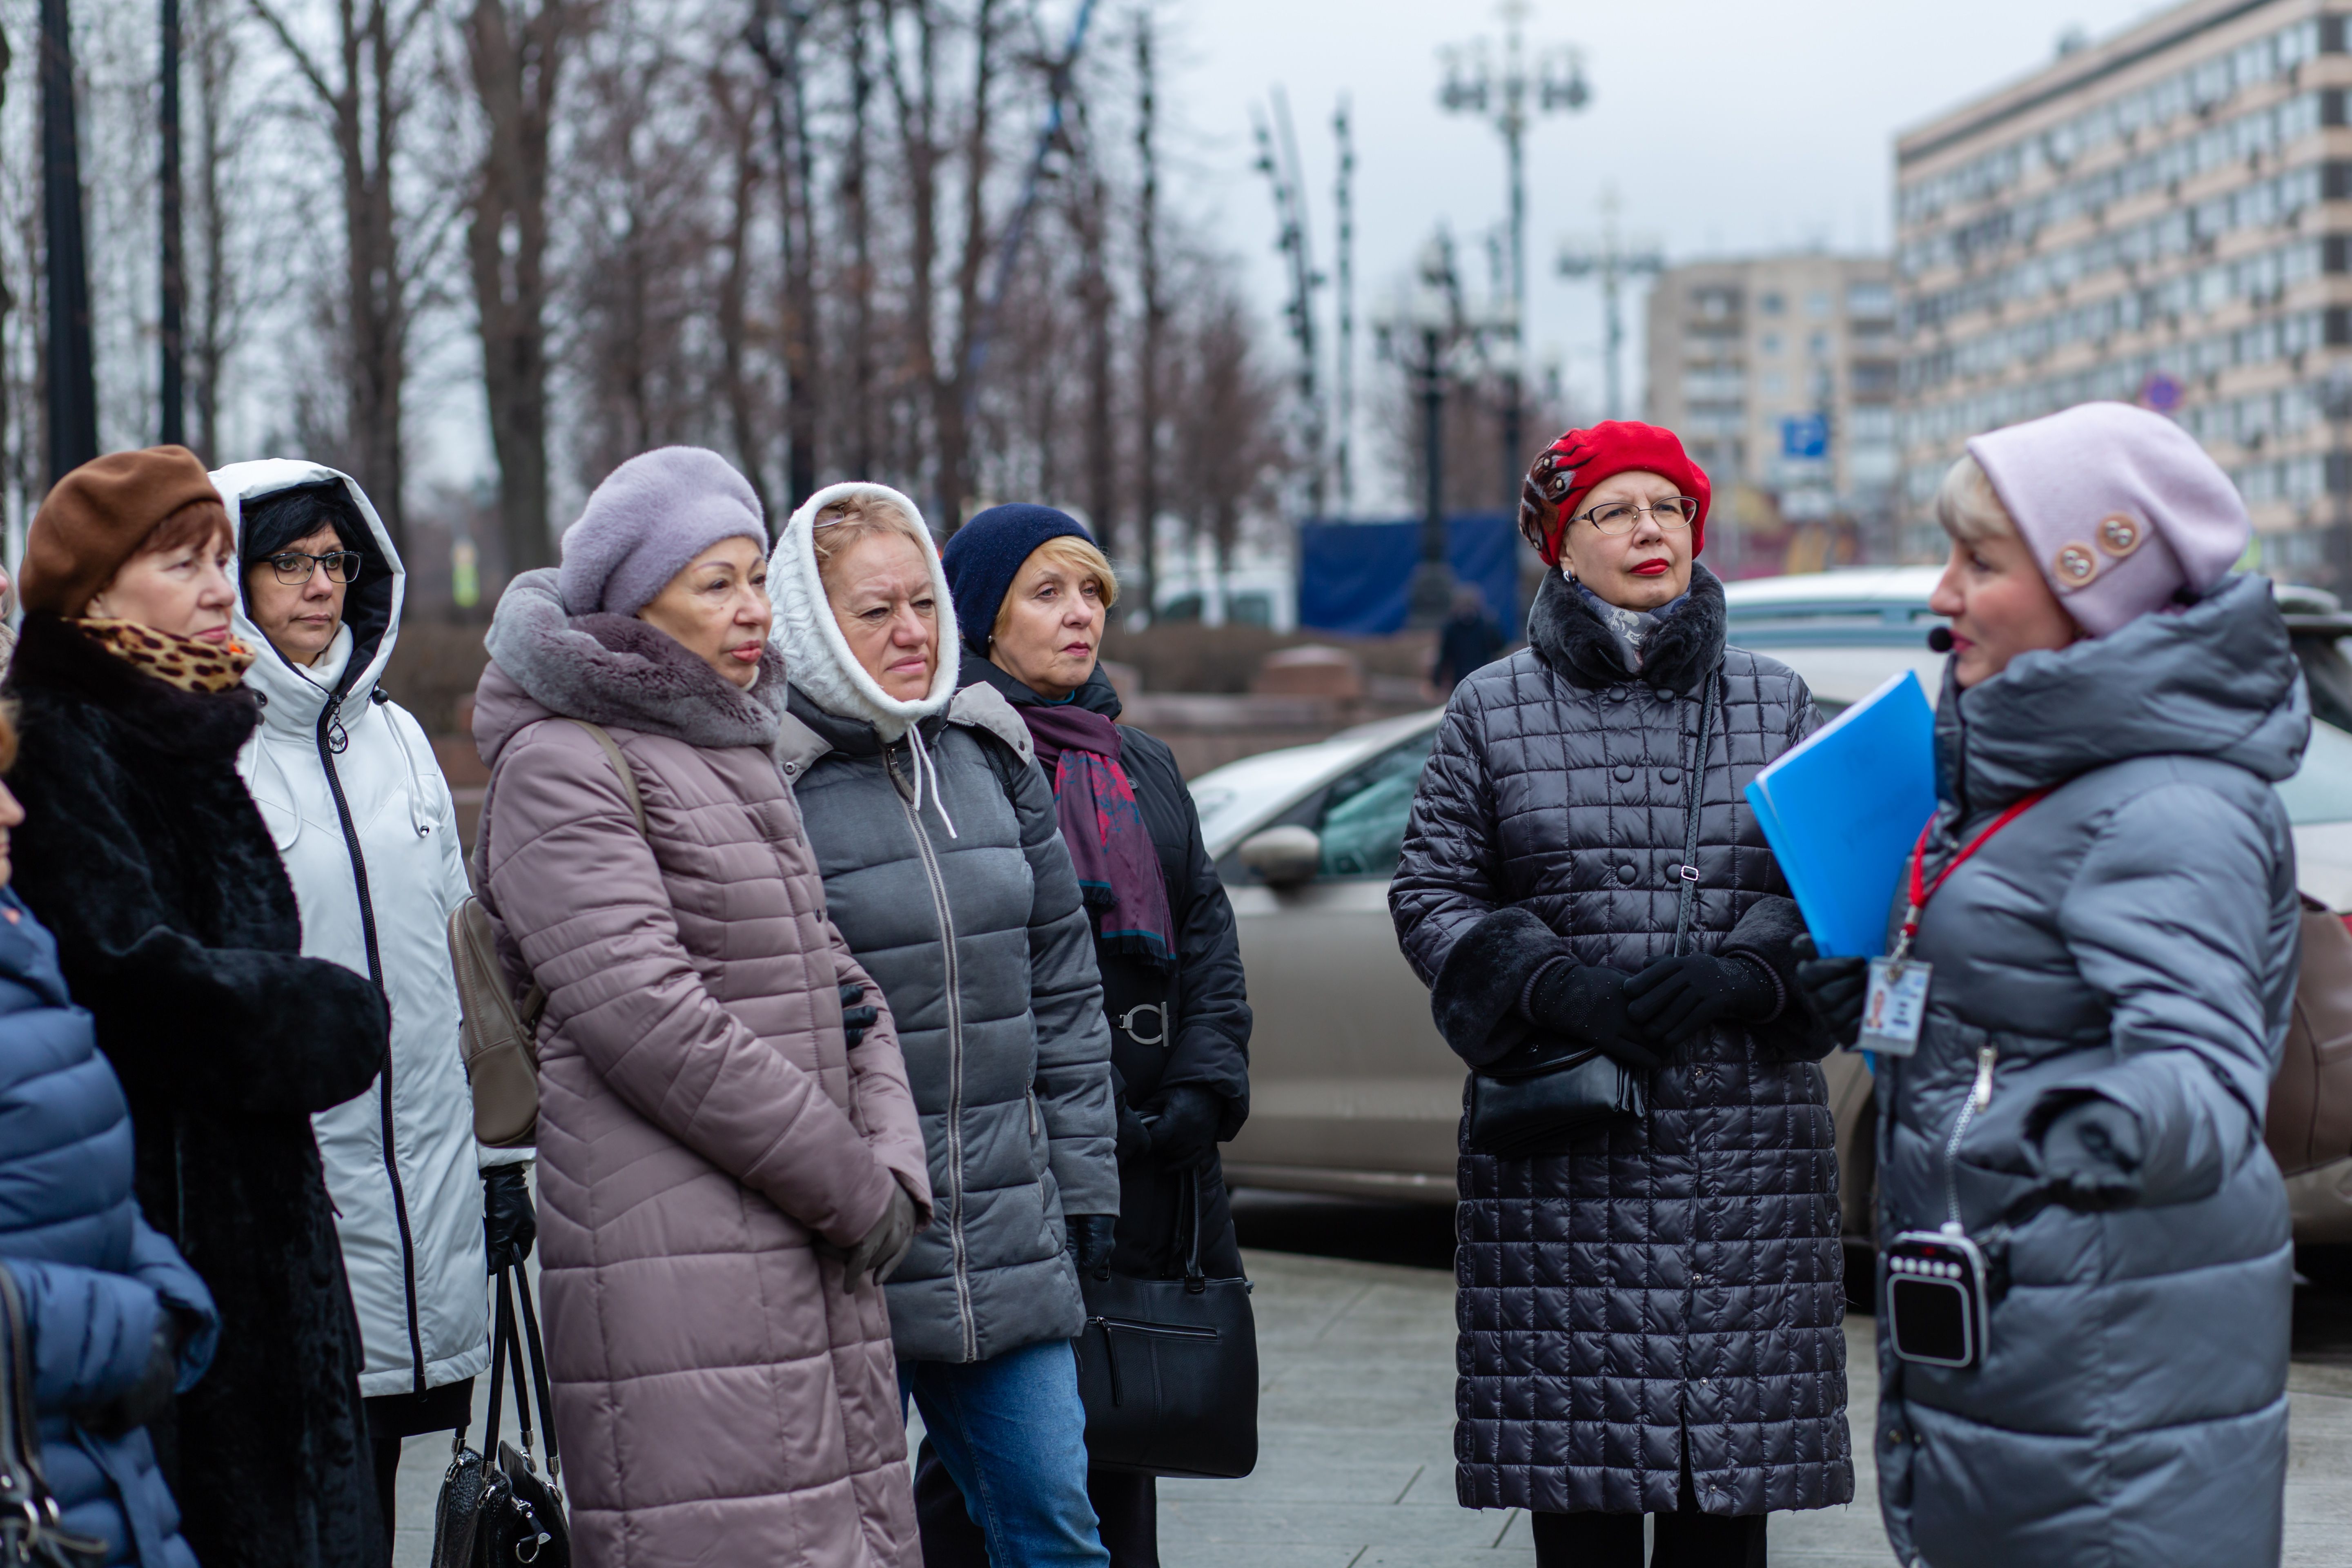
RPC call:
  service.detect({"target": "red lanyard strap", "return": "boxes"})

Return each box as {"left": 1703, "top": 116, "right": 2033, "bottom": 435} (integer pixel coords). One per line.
{"left": 1900, "top": 789, "right": 2049, "bottom": 942}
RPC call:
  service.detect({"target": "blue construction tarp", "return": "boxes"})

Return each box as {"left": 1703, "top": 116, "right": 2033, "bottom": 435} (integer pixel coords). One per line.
{"left": 1296, "top": 513, "right": 1521, "bottom": 636}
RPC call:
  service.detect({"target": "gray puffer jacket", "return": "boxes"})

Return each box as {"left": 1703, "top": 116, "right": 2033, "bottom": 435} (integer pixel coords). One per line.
{"left": 1877, "top": 573, "right": 2306, "bottom": 1568}
{"left": 771, "top": 483, "right": 1117, "bottom": 1365}
{"left": 1392, "top": 564, "right": 1849, "bottom": 1519}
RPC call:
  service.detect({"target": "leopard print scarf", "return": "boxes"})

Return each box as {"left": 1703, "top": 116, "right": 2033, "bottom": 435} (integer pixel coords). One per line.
{"left": 72, "top": 618, "right": 256, "bottom": 693}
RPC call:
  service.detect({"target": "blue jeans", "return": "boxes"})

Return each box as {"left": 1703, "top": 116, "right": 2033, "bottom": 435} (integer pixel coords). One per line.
{"left": 900, "top": 1339, "right": 1109, "bottom": 1568}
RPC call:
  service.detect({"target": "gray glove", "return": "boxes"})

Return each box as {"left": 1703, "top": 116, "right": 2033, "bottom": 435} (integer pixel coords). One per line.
{"left": 2031, "top": 1097, "right": 2145, "bottom": 1212}
{"left": 841, "top": 1181, "right": 921, "bottom": 1294}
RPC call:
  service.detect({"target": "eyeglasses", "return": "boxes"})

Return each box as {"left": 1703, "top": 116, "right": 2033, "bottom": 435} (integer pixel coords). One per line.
{"left": 264, "top": 550, "right": 362, "bottom": 586}
{"left": 1572, "top": 497, "right": 1700, "bottom": 536}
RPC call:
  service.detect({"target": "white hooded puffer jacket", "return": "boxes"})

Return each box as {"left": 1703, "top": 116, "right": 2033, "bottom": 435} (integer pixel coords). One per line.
{"left": 216, "top": 459, "right": 517, "bottom": 1402}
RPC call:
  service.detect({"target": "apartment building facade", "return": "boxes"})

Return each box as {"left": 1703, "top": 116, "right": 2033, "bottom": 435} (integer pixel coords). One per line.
{"left": 1896, "top": 0, "right": 2349, "bottom": 570}
{"left": 1645, "top": 254, "right": 1900, "bottom": 574}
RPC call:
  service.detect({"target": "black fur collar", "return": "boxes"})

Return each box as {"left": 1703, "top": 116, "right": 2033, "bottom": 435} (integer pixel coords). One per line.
{"left": 6, "top": 613, "right": 261, "bottom": 761}
{"left": 1526, "top": 563, "right": 1727, "bottom": 693}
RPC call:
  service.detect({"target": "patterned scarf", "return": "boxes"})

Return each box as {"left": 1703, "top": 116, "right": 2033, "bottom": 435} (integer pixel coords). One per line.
{"left": 1018, "top": 703, "right": 1175, "bottom": 971}
{"left": 1572, "top": 576, "right": 1688, "bottom": 675}
{"left": 72, "top": 618, "right": 255, "bottom": 693}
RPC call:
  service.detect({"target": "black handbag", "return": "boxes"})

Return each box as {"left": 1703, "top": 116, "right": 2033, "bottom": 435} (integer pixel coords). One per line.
{"left": 1463, "top": 670, "right": 1715, "bottom": 1159}
{"left": 0, "top": 1266, "right": 105, "bottom": 1566}
{"left": 1074, "top": 1176, "right": 1258, "bottom": 1480}
{"left": 431, "top": 1267, "right": 569, "bottom": 1568}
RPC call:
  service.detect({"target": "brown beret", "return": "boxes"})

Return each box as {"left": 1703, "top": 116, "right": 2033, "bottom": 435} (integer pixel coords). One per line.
{"left": 21, "top": 446, "right": 225, "bottom": 617}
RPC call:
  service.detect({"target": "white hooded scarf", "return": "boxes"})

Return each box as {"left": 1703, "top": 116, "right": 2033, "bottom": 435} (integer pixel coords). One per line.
{"left": 770, "top": 480, "right": 962, "bottom": 744}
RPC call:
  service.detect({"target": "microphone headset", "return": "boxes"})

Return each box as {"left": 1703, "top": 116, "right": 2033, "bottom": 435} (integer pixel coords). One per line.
{"left": 1926, "top": 626, "right": 1955, "bottom": 654}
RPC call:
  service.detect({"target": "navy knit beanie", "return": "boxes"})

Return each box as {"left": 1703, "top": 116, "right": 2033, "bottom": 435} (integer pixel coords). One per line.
{"left": 940, "top": 503, "right": 1095, "bottom": 654}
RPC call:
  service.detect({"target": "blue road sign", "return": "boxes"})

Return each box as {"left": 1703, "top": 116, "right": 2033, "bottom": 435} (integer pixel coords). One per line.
{"left": 1781, "top": 414, "right": 1829, "bottom": 460}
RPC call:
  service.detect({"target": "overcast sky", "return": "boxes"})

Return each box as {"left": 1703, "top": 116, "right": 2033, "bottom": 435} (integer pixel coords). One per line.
{"left": 1156, "top": 0, "right": 2165, "bottom": 510}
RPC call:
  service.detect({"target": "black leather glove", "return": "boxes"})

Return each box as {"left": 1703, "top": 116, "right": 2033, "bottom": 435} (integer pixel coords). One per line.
{"left": 1143, "top": 1085, "right": 1222, "bottom": 1174}
{"left": 483, "top": 1165, "right": 536, "bottom": 1274}
{"left": 2032, "top": 1098, "right": 2145, "bottom": 1211}
{"left": 839, "top": 982, "right": 879, "bottom": 1049}
{"left": 1067, "top": 1213, "right": 1119, "bottom": 1279}
{"left": 1623, "top": 953, "right": 1777, "bottom": 1051}
{"left": 1114, "top": 1094, "right": 1153, "bottom": 1165}
{"left": 1793, "top": 939, "right": 1869, "bottom": 1050}
{"left": 1520, "top": 960, "right": 1663, "bottom": 1072}
{"left": 842, "top": 1180, "right": 922, "bottom": 1293}
{"left": 74, "top": 1315, "right": 179, "bottom": 1439}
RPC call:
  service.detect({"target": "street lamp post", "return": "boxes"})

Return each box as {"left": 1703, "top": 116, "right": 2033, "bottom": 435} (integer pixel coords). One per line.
{"left": 1557, "top": 190, "right": 1663, "bottom": 421}
{"left": 1440, "top": 0, "right": 1587, "bottom": 505}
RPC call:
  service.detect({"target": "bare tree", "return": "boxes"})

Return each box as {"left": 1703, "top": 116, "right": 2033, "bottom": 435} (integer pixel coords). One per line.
{"left": 1131, "top": 4, "right": 1161, "bottom": 611}
{"left": 708, "top": 52, "right": 772, "bottom": 517}
{"left": 248, "top": 0, "right": 439, "bottom": 550}
{"left": 463, "top": 0, "right": 582, "bottom": 577}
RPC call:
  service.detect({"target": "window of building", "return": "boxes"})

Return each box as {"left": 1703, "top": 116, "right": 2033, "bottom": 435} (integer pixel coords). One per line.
{"left": 1846, "top": 281, "right": 1893, "bottom": 319}
{"left": 1806, "top": 291, "right": 1831, "bottom": 318}
{"left": 1762, "top": 370, "right": 1787, "bottom": 396}
{"left": 1809, "top": 332, "right": 1831, "bottom": 358}
{"left": 1759, "top": 291, "right": 1785, "bottom": 316}
{"left": 1760, "top": 332, "right": 1782, "bottom": 355}
{"left": 1692, "top": 287, "right": 1740, "bottom": 320}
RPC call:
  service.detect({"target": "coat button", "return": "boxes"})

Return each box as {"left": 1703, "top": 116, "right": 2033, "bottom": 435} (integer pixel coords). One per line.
{"left": 1617, "top": 863, "right": 1637, "bottom": 884}
{"left": 1614, "top": 765, "right": 1634, "bottom": 783}
{"left": 1660, "top": 767, "right": 1681, "bottom": 783}
{"left": 1607, "top": 686, "right": 1628, "bottom": 702}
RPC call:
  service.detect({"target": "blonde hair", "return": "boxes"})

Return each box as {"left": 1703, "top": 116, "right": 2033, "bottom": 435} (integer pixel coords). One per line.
{"left": 1935, "top": 454, "right": 2018, "bottom": 545}
{"left": 993, "top": 534, "right": 1119, "bottom": 641}
{"left": 811, "top": 493, "right": 933, "bottom": 589}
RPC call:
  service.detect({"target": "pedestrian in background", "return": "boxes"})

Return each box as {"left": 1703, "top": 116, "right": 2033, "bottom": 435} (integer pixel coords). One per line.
{"left": 0, "top": 700, "right": 220, "bottom": 1568}
{"left": 216, "top": 461, "right": 535, "bottom": 1539}
{"left": 771, "top": 483, "right": 1120, "bottom": 1568}
{"left": 1431, "top": 581, "right": 1506, "bottom": 693}
{"left": 1799, "top": 402, "right": 2303, "bottom": 1568}
{"left": 4, "top": 447, "right": 392, "bottom": 1567}
{"left": 473, "top": 447, "right": 930, "bottom": 1567}
{"left": 1391, "top": 422, "right": 1849, "bottom": 1567}
{"left": 935, "top": 504, "right": 1254, "bottom": 1567}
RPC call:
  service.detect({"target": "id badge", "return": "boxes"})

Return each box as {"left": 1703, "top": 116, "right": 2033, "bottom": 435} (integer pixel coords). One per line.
{"left": 1858, "top": 958, "right": 1931, "bottom": 1057}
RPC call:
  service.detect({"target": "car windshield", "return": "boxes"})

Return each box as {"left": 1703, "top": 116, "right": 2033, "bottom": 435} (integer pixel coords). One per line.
{"left": 2278, "top": 720, "right": 2352, "bottom": 825}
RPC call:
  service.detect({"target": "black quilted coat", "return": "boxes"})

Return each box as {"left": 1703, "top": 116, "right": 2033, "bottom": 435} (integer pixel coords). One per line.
{"left": 1390, "top": 564, "right": 1852, "bottom": 1519}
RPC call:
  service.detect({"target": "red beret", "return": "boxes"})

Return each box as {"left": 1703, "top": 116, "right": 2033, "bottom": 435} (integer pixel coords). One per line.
{"left": 1518, "top": 421, "right": 1711, "bottom": 566}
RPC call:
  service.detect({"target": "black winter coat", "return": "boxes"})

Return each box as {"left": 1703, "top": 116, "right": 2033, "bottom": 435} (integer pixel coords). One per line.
{"left": 965, "top": 660, "right": 1252, "bottom": 1279}
{"left": 5, "top": 614, "right": 392, "bottom": 1568}
{"left": 1390, "top": 565, "right": 1851, "bottom": 1519}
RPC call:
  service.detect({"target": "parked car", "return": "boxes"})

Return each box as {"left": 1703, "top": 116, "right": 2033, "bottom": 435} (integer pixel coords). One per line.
{"left": 1203, "top": 567, "right": 2352, "bottom": 1248}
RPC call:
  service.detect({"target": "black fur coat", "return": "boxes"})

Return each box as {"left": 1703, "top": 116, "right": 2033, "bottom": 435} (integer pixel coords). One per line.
{"left": 5, "top": 614, "right": 391, "bottom": 1568}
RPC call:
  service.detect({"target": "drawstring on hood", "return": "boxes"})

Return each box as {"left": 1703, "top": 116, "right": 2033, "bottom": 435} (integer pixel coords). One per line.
{"left": 771, "top": 480, "right": 963, "bottom": 835}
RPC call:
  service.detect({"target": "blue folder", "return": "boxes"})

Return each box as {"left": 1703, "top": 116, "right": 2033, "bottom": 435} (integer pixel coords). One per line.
{"left": 1744, "top": 670, "right": 1938, "bottom": 958}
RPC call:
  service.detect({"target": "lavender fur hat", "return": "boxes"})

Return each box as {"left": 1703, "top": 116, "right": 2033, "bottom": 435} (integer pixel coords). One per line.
{"left": 559, "top": 446, "right": 768, "bottom": 616}
{"left": 1965, "top": 401, "right": 2250, "bottom": 637}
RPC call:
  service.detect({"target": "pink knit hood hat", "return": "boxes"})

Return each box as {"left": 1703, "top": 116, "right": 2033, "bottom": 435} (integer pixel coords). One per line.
{"left": 559, "top": 446, "right": 768, "bottom": 616}
{"left": 1964, "top": 401, "right": 2250, "bottom": 637}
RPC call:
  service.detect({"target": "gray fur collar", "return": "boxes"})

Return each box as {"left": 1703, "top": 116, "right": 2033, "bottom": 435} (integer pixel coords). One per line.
{"left": 483, "top": 568, "right": 787, "bottom": 748}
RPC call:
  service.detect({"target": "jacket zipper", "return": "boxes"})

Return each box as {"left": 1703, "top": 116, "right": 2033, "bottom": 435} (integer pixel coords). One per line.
{"left": 1942, "top": 1044, "right": 1998, "bottom": 1233}
{"left": 889, "top": 745, "right": 978, "bottom": 1361}
{"left": 318, "top": 693, "right": 429, "bottom": 1394}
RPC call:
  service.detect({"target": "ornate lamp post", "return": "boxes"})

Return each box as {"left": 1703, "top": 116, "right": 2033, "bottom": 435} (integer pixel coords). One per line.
{"left": 1440, "top": 0, "right": 1587, "bottom": 503}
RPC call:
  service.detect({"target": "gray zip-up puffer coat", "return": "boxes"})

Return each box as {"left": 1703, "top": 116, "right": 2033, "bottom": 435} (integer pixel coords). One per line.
{"left": 771, "top": 483, "right": 1118, "bottom": 1365}
{"left": 1876, "top": 573, "right": 2306, "bottom": 1568}
{"left": 1391, "top": 564, "right": 1850, "bottom": 1519}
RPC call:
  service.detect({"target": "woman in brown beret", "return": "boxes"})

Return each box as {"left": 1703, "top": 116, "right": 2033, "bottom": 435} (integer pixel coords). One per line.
{"left": 3, "top": 447, "right": 394, "bottom": 1568}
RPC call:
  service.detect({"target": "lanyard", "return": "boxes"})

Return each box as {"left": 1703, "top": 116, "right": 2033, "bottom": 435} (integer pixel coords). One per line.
{"left": 1894, "top": 789, "right": 2049, "bottom": 956}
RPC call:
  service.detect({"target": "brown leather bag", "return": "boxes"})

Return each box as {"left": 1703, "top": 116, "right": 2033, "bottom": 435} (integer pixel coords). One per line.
{"left": 2267, "top": 894, "right": 2352, "bottom": 1177}
{"left": 449, "top": 720, "right": 648, "bottom": 1149}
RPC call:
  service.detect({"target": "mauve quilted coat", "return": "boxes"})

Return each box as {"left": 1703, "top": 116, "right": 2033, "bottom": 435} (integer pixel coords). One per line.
{"left": 1875, "top": 575, "right": 2305, "bottom": 1568}
{"left": 1390, "top": 564, "right": 1852, "bottom": 1519}
{"left": 472, "top": 571, "right": 932, "bottom": 1568}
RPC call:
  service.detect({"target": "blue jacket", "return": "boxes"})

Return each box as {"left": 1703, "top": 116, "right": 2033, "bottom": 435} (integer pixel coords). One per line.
{"left": 0, "top": 888, "right": 218, "bottom": 1567}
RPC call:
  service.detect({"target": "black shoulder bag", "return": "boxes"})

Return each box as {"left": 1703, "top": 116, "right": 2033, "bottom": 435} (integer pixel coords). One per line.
{"left": 431, "top": 1267, "right": 569, "bottom": 1568}
{"left": 1464, "top": 671, "right": 1716, "bottom": 1157}
{"left": 0, "top": 1266, "right": 105, "bottom": 1566}
{"left": 1074, "top": 1173, "right": 1258, "bottom": 1479}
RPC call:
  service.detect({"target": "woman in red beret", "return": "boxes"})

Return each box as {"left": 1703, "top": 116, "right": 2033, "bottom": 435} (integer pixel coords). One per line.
{"left": 1390, "top": 422, "right": 1851, "bottom": 1565}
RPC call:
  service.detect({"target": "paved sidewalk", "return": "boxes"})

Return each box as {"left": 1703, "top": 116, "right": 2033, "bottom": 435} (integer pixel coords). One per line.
{"left": 392, "top": 1247, "right": 2352, "bottom": 1566}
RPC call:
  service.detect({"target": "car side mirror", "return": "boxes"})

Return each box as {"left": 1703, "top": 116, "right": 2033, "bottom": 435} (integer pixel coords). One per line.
{"left": 1239, "top": 824, "right": 1322, "bottom": 889}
